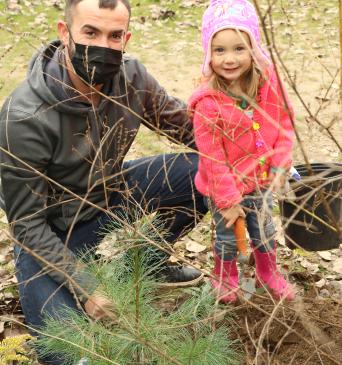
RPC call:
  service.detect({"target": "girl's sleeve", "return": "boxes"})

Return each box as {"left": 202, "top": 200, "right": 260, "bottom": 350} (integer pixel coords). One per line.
{"left": 193, "top": 97, "right": 242, "bottom": 209}
{"left": 270, "top": 73, "right": 295, "bottom": 169}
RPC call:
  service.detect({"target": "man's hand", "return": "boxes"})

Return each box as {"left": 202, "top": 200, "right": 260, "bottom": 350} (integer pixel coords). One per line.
{"left": 84, "top": 292, "right": 114, "bottom": 320}
{"left": 220, "top": 204, "right": 245, "bottom": 228}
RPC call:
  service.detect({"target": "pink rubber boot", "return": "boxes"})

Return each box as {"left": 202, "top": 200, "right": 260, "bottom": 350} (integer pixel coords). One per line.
{"left": 210, "top": 255, "right": 239, "bottom": 303}
{"left": 254, "top": 248, "right": 295, "bottom": 301}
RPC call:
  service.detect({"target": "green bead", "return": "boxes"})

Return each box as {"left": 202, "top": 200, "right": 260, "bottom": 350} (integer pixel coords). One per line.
{"left": 240, "top": 99, "right": 248, "bottom": 109}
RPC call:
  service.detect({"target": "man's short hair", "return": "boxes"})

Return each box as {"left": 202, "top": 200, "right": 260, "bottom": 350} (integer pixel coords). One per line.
{"left": 65, "top": 0, "right": 131, "bottom": 25}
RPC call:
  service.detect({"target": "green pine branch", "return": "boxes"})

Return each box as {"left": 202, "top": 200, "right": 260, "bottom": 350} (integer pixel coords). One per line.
{"left": 35, "top": 213, "right": 241, "bottom": 365}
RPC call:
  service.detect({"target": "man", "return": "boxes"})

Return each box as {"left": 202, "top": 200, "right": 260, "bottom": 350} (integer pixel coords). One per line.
{"left": 0, "top": 0, "right": 206, "bottom": 363}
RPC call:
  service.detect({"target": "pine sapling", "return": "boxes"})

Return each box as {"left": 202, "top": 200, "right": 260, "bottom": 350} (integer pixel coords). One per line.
{"left": 36, "top": 213, "right": 241, "bottom": 364}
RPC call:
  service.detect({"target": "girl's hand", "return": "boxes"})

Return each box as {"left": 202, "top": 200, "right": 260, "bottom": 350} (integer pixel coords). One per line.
{"left": 269, "top": 169, "right": 286, "bottom": 193}
{"left": 220, "top": 204, "right": 245, "bottom": 228}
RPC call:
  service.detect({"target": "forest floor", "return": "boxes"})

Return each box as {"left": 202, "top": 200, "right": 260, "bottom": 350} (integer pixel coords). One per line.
{"left": 0, "top": 0, "right": 342, "bottom": 364}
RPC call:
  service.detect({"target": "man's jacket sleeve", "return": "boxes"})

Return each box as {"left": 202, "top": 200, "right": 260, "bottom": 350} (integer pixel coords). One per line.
{"left": 0, "top": 106, "right": 97, "bottom": 303}
{"left": 140, "top": 66, "right": 195, "bottom": 148}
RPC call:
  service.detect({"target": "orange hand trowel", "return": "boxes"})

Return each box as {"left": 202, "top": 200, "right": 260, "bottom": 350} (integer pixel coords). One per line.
{"left": 234, "top": 217, "right": 248, "bottom": 264}
{"left": 234, "top": 217, "right": 256, "bottom": 299}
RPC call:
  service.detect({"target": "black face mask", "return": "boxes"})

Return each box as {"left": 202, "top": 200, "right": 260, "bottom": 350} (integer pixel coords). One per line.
{"left": 70, "top": 42, "right": 123, "bottom": 85}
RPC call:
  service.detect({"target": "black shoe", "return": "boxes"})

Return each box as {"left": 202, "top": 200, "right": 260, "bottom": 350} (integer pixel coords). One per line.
{"left": 158, "top": 265, "right": 204, "bottom": 287}
{"left": 74, "top": 359, "right": 90, "bottom": 365}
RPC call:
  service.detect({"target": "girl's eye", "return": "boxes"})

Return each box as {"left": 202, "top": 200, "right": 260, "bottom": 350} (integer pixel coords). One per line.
{"left": 236, "top": 46, "right": 246, "bottom": 52}
{"left": 214, "top": 47, "right": 224, "bottom": 53}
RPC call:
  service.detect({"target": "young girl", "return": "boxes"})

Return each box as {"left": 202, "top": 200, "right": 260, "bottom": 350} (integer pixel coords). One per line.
{"left": 189, "top": 0, "right": 295, "bottom": 302}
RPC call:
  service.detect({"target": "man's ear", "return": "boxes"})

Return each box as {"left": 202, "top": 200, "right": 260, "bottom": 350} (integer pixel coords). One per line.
{"left": 124, "top": 31, "right": 132, "bottom": 48}
{"left": 57, "top": 20, "right": 70, "bottom": 47}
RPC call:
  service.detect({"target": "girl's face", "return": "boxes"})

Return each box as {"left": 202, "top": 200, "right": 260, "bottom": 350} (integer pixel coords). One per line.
{"left": 210, "top": 29, "right": 252, "bottom": 85}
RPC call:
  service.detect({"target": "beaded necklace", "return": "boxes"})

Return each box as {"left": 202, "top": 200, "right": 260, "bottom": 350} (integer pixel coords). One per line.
{"left": 229, "top": 92, "right": 268, "bottom": 181}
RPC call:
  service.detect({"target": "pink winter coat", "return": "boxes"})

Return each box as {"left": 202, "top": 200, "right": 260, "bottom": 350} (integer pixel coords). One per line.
{"left": 189, "top": 67, "right": 294, "bottom": 210}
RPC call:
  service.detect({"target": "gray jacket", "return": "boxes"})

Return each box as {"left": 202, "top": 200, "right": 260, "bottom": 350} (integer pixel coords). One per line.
{"left": 0, "top": 41, "right": 193, "bottom": 301}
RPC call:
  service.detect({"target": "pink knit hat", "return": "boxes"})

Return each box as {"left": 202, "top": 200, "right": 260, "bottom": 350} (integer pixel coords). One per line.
{"left": 201, "top": 0, "right": 270, "bottom": 77}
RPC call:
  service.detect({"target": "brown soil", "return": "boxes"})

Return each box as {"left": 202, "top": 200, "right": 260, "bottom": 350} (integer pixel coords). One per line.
{"left": 229, "top": 295, "right": 342, "bottom": 365}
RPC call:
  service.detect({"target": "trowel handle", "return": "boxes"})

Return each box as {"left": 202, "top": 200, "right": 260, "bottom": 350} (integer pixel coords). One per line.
{"left": 234, "top": 217, "right": 248, "bottom": 264}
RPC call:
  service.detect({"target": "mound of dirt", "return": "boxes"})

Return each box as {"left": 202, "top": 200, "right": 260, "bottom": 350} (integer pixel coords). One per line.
{"left": 231, "top": 295, "right": 342, "bottom": 365}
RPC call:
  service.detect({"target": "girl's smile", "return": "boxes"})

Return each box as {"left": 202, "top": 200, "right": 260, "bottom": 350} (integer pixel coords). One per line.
{"left": 210, "top": 29, "right": 252, "bottom": 86}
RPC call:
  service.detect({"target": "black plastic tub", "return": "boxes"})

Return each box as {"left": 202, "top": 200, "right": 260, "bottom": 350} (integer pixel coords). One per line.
{"left": 280, "top": 163, "right": 342, "bottom": 251}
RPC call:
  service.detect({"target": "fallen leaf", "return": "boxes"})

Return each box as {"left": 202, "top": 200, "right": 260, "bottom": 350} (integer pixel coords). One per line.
{"left": 0, "top": 229, "right": 10, "bottom": 242}
{"left": 300, "top": 258, "right": 310, "bottom": 268}
{"left": 317, "top": 251, "right": 332, "bottom": 261}
{"left": 332, "top": 258, "right": 342, "bottom": 274}
{"left": 0, "top": 253, "right": 11, "bottom": 265}
{"left": 185, "top": 252, "right": 199, "bottom": 259}
{"left": 3, "top": 325, "right": 28, "bottom": 339}
{"left": 0, "top": 254, "right": 7, "bottom": 264}
{"left": 173, "top": 241, "right": 184, "bottom": 250}
{"left": 188, "top": 230, "right": 205, "bottom": 242}
{"left": 4, "top": 292, "right": 14, "bottom": 300}
{"left": 294, "top": 248, "right": 314, "bottom": 258}
{"left": 300, "top": 259, "right": 319, "bottom": 273}
{"left": 185, "top": 239, "right": 206, "bottom": 253}
{"left": 315, "top": 278, "right": 326, "bottom": 288}
{"left": 8, "top": 276, "right": 18, "bottom": 284}
{"left": 168, "top": 255, "right": 179, "bottom": 263}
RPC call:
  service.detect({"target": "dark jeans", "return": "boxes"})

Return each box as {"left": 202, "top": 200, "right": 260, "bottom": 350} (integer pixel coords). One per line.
{"left": 207, "top": 191, "right": 276, "bottom": 261}
{"left": 14, "top": 153, "right": 206, "bottom": 364}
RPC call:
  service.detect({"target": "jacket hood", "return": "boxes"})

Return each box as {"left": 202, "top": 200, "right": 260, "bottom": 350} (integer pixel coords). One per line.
{"left": 27, "top": 40, "right": 88, "bottom": 115}
{"left": 188, "top": 85, "right": 234, "bottom": 114}
{"left": 26, "top": 40, "right": 127, "bottom": 115}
